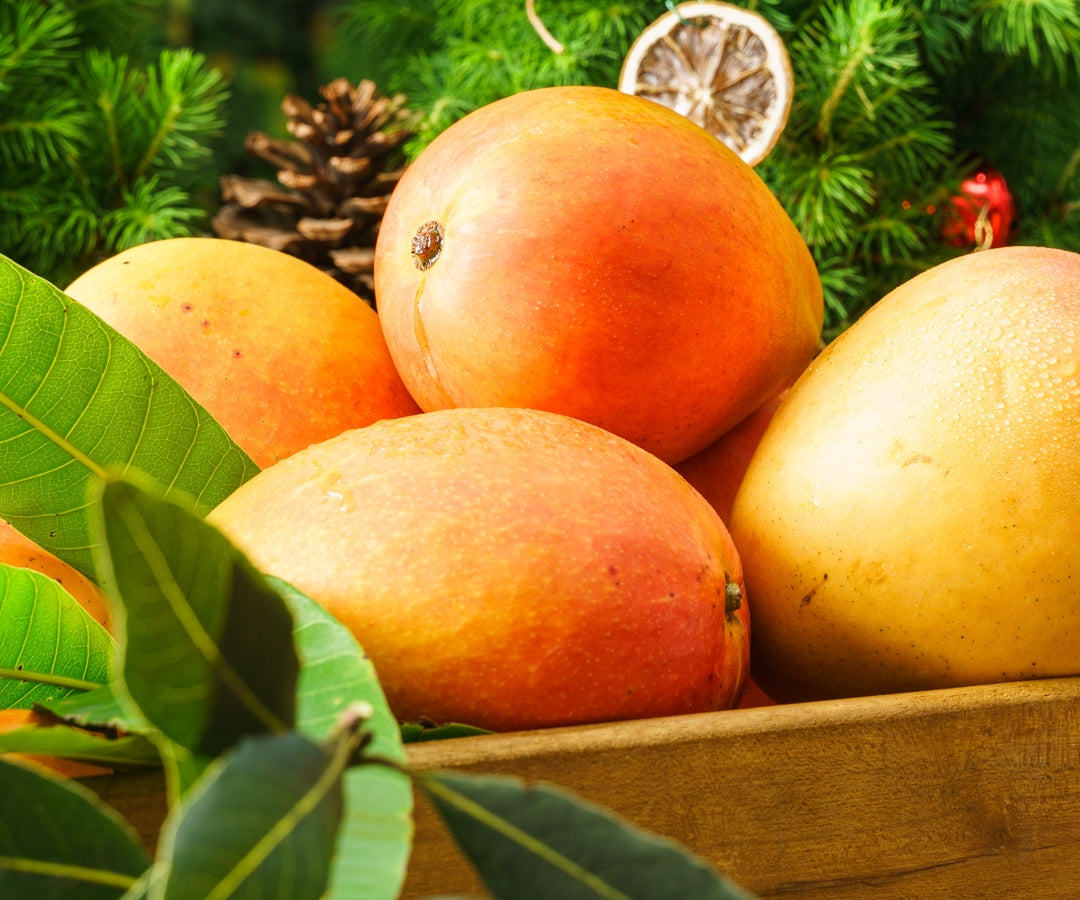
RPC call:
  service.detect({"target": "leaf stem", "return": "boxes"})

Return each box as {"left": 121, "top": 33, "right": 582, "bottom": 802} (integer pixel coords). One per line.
{"left": 416, "top": 774, "right": 634, "bottom": 900}
{"left": 0, "top": 666, "right": 103, "bottom": 693}
{"left": 0, "top": 854, "right": 138, "bottom": 890}
{"left": 203, "top": 729, "right": 365, "bottom": 900}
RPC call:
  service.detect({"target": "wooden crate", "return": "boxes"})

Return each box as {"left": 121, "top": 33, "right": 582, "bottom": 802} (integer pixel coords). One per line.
{"left": 91, "top": 676, "right": 1080, "bottom": 898}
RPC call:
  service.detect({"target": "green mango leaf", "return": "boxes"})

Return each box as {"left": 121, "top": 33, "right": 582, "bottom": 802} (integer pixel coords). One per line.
{"left": 41, "top": 682, "right": 146, "bottom": 733}
{"left": 152, "top": 724, "right": 365, "bottom": 900}
{"left": 281, "top": 579, "right": 402, "bottom": 756}
{"left": 278, "top": 580, "right": 413, "bottom": 900}
{"left": 92, "top": 476, "right": 299, "bottom": 759}
{"left": 43, "top": 583, "right": 416, "bottom": 747}
{"left": 401, "top": 721, "right": 492, "bottom": 743}
{"left": 0, "top": 562, "right": 114, "bottom": 708}
{"left": 0, "top": 719, "right": 159, "bottom": 769}
{"left": 0, "top": 756, "right": 151, "bottom": 898}
{"left": 33, "top": 580, "right": 414, "bottom": 898}
{"left": 418, "top": 771, "right": 757, "bottom": 900}
{"left": 0, "top": 255, "right": 257, "bottom": 582}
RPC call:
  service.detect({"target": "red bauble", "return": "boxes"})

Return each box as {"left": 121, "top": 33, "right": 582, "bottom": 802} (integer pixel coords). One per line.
{"left": 942, "top": 168, "right": 1015, "bottom": 250}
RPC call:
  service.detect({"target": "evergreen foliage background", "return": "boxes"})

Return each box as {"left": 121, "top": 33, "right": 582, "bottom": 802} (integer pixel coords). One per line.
{"left": 3, "top": 0, "right": 1080, "bottom": 332}
{"left": 0, "top": 0, "right": 228, "bottom": 286}
{"left": 323, "top": 0, "right": 1080, "bottom": 333}
{"left": 168, "top": 0, "right": 339, "bottom": 177}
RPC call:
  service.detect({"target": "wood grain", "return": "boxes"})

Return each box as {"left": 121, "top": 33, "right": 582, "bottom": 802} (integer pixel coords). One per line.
{"left": 85, "top": 676, "right": 1080, "bottom": 898}
{"left": 402, "top": 677, "right": 1080, "bottom": 899}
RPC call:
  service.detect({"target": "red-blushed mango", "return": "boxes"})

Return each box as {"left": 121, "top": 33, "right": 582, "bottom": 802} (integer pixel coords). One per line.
{"left": 207, "top": 406, "right": 749, "bottom": 732}
{"left": 728, "top": 246, "right": 1080, "bottom": 703}
{"left": 374, "top": 85, "right": 823, "bottom": 465}
{"left": 66, "top": 238, "right": 421, "bottom": 469}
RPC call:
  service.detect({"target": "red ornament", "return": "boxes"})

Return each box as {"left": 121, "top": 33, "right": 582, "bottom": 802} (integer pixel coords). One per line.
{"left": 942, "top": 168, "right": 1015, "bottom": 250}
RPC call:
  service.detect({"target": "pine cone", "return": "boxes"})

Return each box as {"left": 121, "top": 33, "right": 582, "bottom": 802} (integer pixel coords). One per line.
{"left": 212, "top": 78, "right": 415, "bottom": 307}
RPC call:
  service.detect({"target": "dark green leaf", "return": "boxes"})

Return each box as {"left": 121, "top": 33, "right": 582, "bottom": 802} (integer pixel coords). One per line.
{"left": 167, "top": 743, "right": 216, "bottom": 802}
{"left": 418, "top": 771, "right": 756, "bottom": 900}
{"left": 154, "top": 727, "right": 361, "bottom": 900}
{"left": 0, "top": 255, "right": 257, "bottom": 582}
{"left": 278, "top": 581, "right": 413, "bottom": 900}
{"left": 0, "top": 756, "right": 150, "bottom": 898}
{"left": 0, "top": 562, "right": 113, "bottom": 708}
{"left": 35, "top": 580, "right": 413, "bottom": 898}
{"left": 92, "top": 477, "right": 298, "bottom": 758}
{"left": 0, "top": 719, "right": 159, "bottom": 769}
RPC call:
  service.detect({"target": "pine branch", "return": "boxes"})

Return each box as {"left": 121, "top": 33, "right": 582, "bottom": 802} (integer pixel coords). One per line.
{"left": 50, "top": 202, "right": 101, "bottom": 262}
{"left": 325, "top": 0, "right": 441, "bottom": 92}
{"left": 771, "top": 150, "right": 877, "bottom": 248}
{"left": 0, "top": 3, "right": 86, "bottom": 168}
{"left": 962, "top": 75, "right": 1080, "bottom": 229}
{"left": 843, "top": 105, "right": 953, "bottom": 187}
{"left": 0, "top": 179, "right": 100, "bottom": 278}
{"left": 0, "top": 0, "right": 228, "bottom": 286}
{"left": 792, "top": 0, "right": 938, "bottom": 145}
{"left": 813, "top": 252, "right": 867, "bottom": 325}
{"left": 102, "top": 176, "right": 204, "bottom": 249}
{"left": 0, "top": 1, "right": 80, "bottom": 87}
{"left": 0, "top": 95, "right": 88, "bottom": 169}
{"left": 910, "top": 0, "right": 975, "bottom": 74}
{"left": 81, "top": 48, "right": 132, "bottom": 188}
{"left": 135, "top": 47, "right": 229, "bottom": 178}
{"left": 971, "top": 0, "right": 1080, "bottom": 75}
{"left": 352, "top": 0, "right": 655, "bottom": 152}
{"left": 810, "top": 5, "right": 890, "bottom": 141}
{"left": 852, "top": 211, "right": 925, "bottom": 264}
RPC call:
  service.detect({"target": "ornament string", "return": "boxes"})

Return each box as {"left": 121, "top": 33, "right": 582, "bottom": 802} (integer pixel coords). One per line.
{"left": 665, "top": 0, "right": 708, "bottom": 27}
{"left": 973, "top": 202, "right": 994, "bottom": 251}
{"left": 526, "top": 0, "right": 564, "bottom": 54}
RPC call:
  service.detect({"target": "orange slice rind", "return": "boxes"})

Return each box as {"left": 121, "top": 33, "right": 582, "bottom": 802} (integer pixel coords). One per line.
{"left": 619, "top": 1, "right": 794, "bottom": 166}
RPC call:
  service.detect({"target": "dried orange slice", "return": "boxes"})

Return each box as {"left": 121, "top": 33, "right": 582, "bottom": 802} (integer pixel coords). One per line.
{"left": 619, "top": 1, "right": 794, "bottom": 166}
